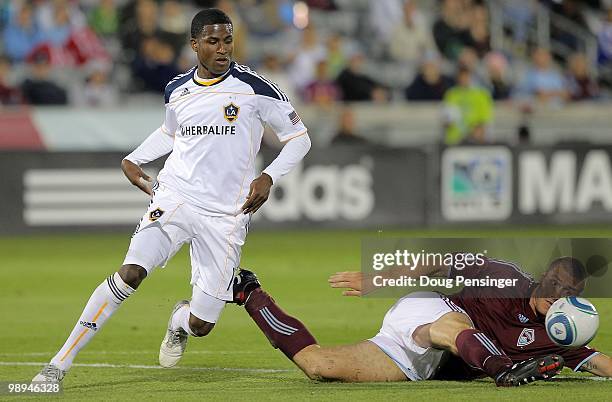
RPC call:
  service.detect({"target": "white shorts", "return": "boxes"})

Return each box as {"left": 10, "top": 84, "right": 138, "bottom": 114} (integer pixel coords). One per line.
{"left": 190, "top": 284, "right": 226, "bottom": 323}
{"left": 369, "top": 291, "right": 467, "bottom": 381}
{"left": 123, "top": 184, "right": 250, "bottom": 302}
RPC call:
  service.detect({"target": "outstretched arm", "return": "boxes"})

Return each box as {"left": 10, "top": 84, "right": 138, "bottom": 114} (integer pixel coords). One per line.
{"left": 329, "top": 263, "right": 451, "bottom": 297}
{"left": 580, "top": 353, "right": 612, "bottom": 377}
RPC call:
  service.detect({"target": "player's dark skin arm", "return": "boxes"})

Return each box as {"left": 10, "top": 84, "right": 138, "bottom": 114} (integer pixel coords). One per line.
{"left": 242, "top": 173, "right": 273, "bottom": 214}
{"left": 580, "top": 353, "right": 612, "bottom": 377}
{"left": 121, "top": 159, "right": 153, "bottom": 196}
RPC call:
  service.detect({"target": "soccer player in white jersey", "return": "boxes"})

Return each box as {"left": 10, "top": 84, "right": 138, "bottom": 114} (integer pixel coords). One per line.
{"left": 33, "top": 8, "right": 311, "bottom": 383}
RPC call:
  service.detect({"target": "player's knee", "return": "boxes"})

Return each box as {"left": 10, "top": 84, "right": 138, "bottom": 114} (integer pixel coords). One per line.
{"left": 432, "top": 312, "right": 473, "bottom": 333}
{"left": 188, "top": 314, "right": 215, "bottom": 337}
{"left": 430, "top": 312, "right": 473, "bottom": 354}
{"left": 118, "top": 264, "right": 148, "bottom": 289}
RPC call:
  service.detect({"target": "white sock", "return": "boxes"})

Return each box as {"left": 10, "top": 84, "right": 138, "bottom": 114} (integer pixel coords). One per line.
{"left": 50, "top": 273, "right": 135, "bottom": 371}
{"left": 170, "top": 304, "right": 195, "bottom": 336}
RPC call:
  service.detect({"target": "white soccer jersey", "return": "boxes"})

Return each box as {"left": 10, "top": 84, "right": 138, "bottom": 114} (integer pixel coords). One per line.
{"left": 157, "top": 62, "right": 307, "bottom": 216}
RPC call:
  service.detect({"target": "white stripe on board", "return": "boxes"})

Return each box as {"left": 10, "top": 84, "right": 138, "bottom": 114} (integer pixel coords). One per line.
{"left": 25, "top": 169, "right": 135, "bottom": 187}
{"left": 25, "top": 190, "right": 149, "bottom": 205}
{"left": 23, "top": 168, "right": 158, "bottom": 226}
{"left": 24, "top": 208, "right": 146, "bottom": 225}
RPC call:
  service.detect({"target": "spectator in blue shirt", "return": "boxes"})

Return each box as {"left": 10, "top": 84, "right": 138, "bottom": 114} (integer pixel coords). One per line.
{"left": 3, "top": 4, "right": 43, "bottom": 62}
{"left": 40, "top": 3, "right": 73, "bottom": 46}
{"left": 518, "top": 47, "right": 569, "bottom": 105}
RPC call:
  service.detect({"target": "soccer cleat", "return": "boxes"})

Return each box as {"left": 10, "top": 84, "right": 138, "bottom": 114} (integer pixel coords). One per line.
{"left": 159, "top": 300, "right": 190, "bottom": 368}
{"left": 495, "top": 354, "right": 564, "bottom": 387}
{"left": 233, "top": 268, "right": 261, "bottom": 305}
{"left": 32, "top": 364, "right": 66, "bottom": 383}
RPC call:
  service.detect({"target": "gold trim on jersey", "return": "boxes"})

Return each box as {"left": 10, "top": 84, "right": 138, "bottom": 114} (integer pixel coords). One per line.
{"left": 281, "top": 129, "right": 308, "bottom": 143}
{"left": 192, "top": 66, "right": 232, "bottom": 87}
{"left": 193, "top": 75, "right": 224, "bottom": 86}
{"left": 168, "top": 90, "right": 257, "bottom": 107}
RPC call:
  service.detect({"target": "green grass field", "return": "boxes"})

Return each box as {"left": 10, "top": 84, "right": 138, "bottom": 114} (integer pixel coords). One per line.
{"left": 1, "top": 228, "right": 611, "bottom": 401}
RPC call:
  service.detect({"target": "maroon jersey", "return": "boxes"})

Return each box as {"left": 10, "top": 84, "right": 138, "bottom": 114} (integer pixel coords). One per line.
{"left": 448, "top": 258, "right": 599, "bottom": 371}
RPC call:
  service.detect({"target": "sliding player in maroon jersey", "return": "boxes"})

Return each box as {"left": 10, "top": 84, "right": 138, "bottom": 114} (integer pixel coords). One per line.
{"left": 231, "top": 256, "right": 611, "bottom": 386}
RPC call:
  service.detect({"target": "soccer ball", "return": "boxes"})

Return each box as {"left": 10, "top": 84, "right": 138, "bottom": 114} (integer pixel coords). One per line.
{"left": 545, "top": 297, "right": 599, "bottom": 348}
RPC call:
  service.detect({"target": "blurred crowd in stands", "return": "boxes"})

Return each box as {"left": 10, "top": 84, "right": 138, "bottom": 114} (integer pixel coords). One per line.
{"left": 1, "top": 0, "right": 612, "bottom": 144}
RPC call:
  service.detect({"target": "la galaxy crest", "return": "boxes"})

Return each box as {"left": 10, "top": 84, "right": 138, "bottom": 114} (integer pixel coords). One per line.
{"left": 224, "top": 103, "right": 240, "bottom": 123}
{"left": 149, "top": 208, "right": 165, "bottom": 222}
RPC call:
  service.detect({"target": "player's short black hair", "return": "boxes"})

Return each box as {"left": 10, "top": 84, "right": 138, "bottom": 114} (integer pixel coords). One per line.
{"left": 547, "top": 257, "right": 588, "bottom": 283}
{"left": 191, "top": 8, "right": 232, "bottom": 39}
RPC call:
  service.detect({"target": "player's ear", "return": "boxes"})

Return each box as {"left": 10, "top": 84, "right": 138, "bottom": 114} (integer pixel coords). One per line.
{"left": 190, "top": 38, "right": 198, "bottom": 52}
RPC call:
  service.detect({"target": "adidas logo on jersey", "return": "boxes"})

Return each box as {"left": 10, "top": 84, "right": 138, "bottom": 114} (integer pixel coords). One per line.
{"left": 79, "top": 321, "right": 98, "bottom": 331}
{"left": 180, "top": 88, "right": 190, "bottom": 97}
{"left": 518, "top": 313, "right": 529, "bottom": 323}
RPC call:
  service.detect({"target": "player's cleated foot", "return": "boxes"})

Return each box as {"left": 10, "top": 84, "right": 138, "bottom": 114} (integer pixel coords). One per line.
{"left": 159, "top": 300, "right": 190, "bottom": 368}
{"left": 495, "top": 354, "right": 564, "bottom": 387}
{"left": 32, "top": 364, "right": 66, "bottom": 383}
{"left": 233, "top": 268, "right": 261, "bottom": 305}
